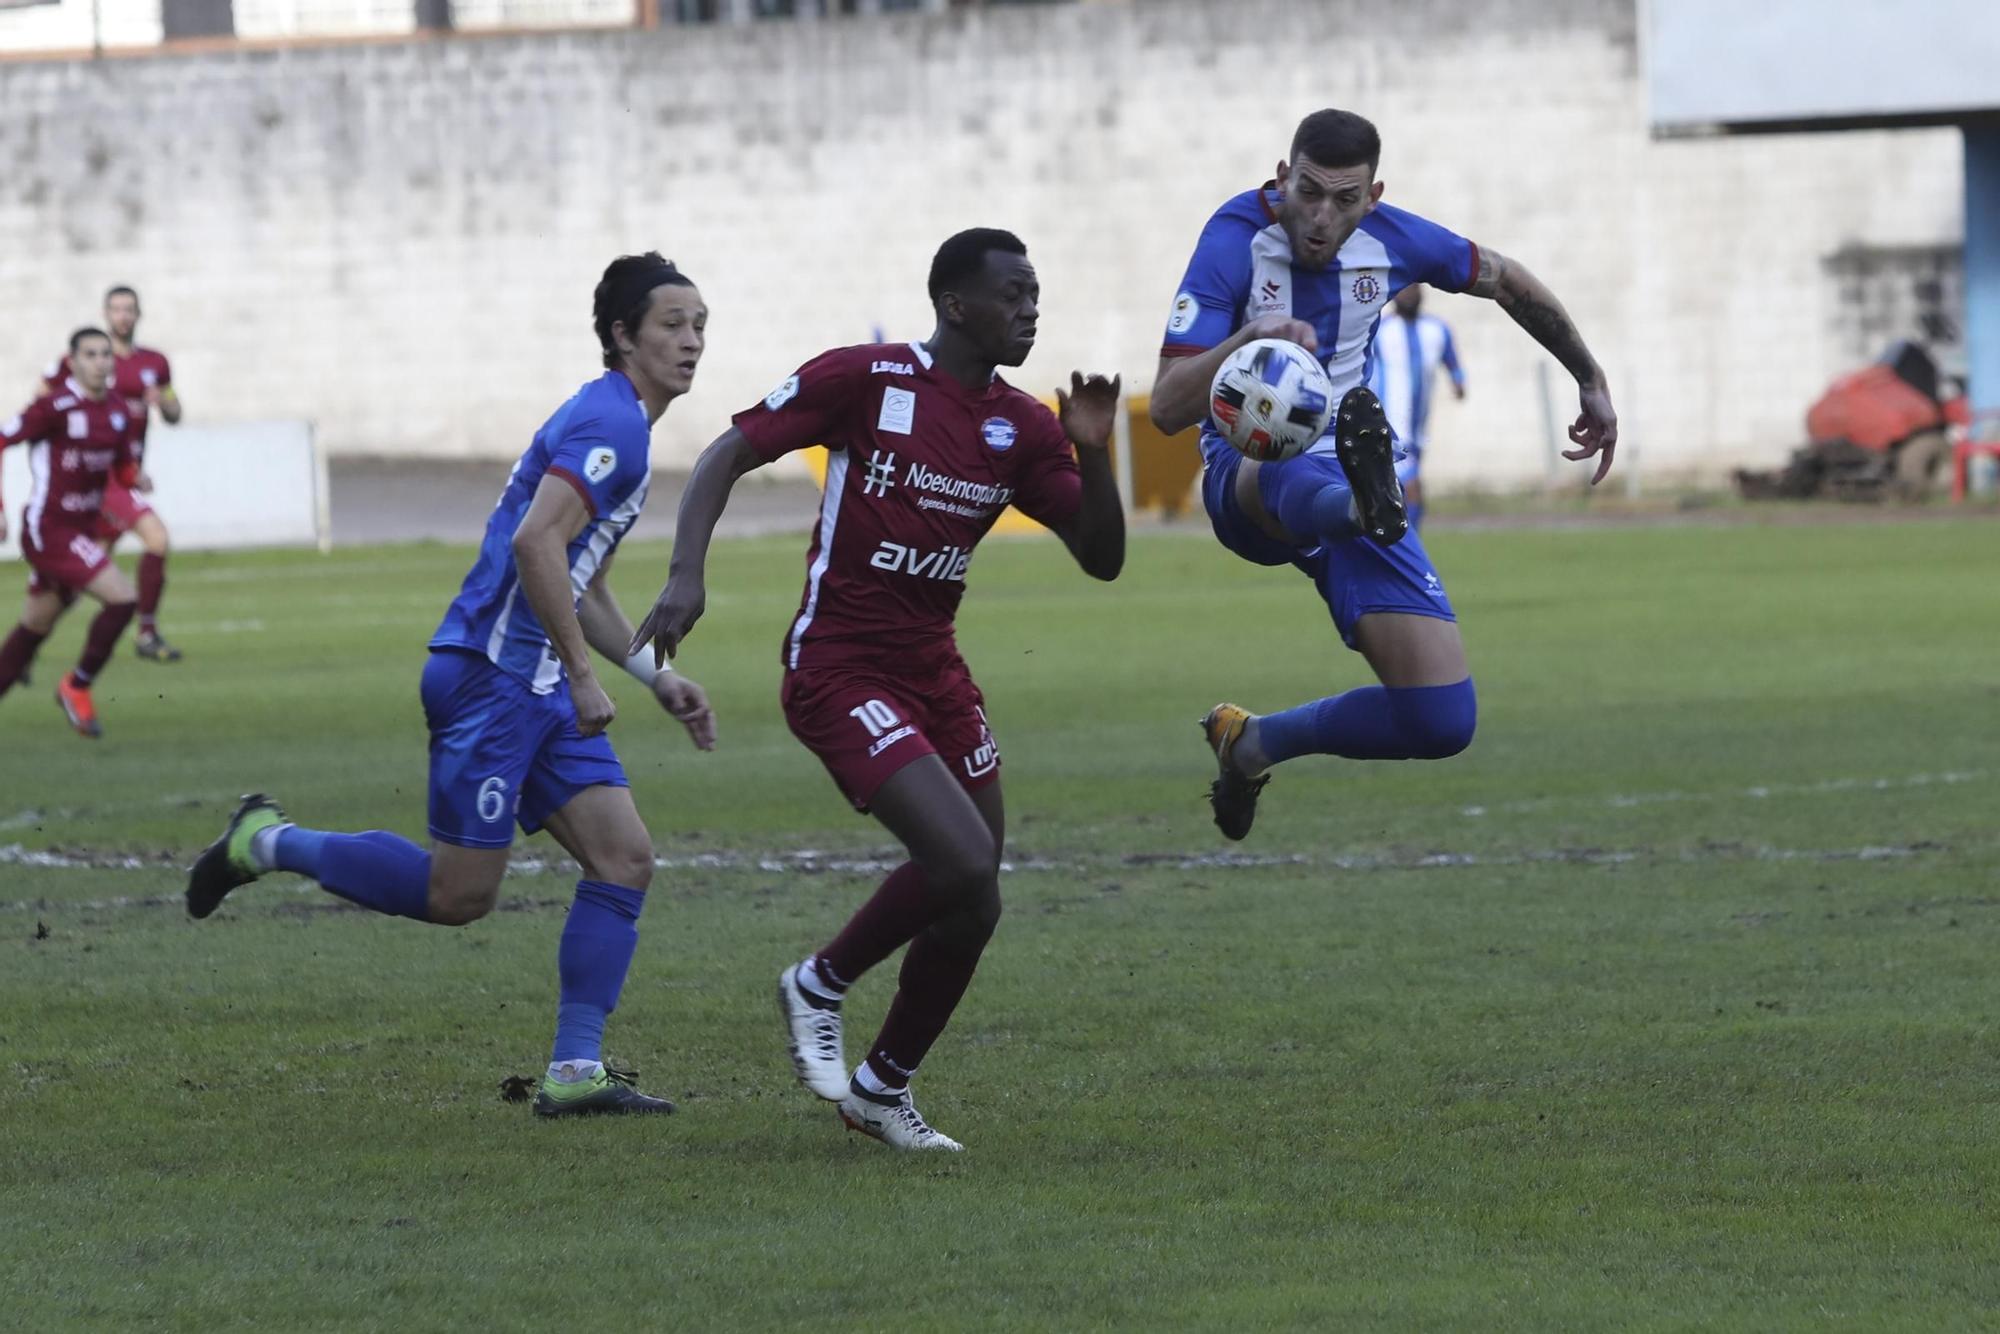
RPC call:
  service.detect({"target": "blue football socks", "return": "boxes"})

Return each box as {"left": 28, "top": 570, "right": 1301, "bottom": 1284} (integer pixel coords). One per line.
{"left": 550, "top": 880, "right": 647, "bottom": 1067}
{"left": 274, "top": 827, "right": 432, "bottom": 921}
{"left": 1258, "top": 678, "right": 1477, "bottom": 764}
{"left": 1262, "top": 467, "right": 1360, "bottom": 545}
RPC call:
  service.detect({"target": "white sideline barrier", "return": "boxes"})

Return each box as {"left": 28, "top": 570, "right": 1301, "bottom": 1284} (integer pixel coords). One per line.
{"left": 0, "top": 420, "right": 328, "bottom": 561}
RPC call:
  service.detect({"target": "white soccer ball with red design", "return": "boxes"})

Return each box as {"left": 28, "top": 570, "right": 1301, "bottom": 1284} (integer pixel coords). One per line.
{"left": 1207, "top": 338, "right": 1334, "bottom": 463}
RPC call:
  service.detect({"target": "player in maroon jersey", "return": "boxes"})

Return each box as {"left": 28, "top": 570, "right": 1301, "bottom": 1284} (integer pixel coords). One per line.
{"left": 0, "top": 328, "right": 145, "bottom": 737}
{"left": 631, "top": 228, "right": 1125, "bottom": 1151}
{"left": 45, "top": 285, "right": 184, "bottom": 661}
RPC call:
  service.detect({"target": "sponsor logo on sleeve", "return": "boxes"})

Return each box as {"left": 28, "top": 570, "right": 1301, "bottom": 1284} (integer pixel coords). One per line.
{"left": 764, "top": 375, "right": 801, "bottom": 411}
{"left": 1167, "top": 291, "right": 1200, "bottom": 335}
{"left": 584, "top": 446, "right": 618, "bottom": 484}
{"left": 979, "top": 417, "right": 1017, "bottom": 452}
{"left": 878, "top": 386, "right": 916, "bottom": 436}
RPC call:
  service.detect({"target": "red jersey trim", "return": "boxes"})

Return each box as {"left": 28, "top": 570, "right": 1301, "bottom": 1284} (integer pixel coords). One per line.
{"left": 1461, "top": 241, "right": 1482, "bottom": 293}
{"left": 1159, "top": 344, "right": 1210, "bottom": 359}
{"left": 545, "top": 466, "right": 599, "bottom": 518}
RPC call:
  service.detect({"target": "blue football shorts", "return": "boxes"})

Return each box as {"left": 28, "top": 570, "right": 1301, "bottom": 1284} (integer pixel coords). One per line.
{"left": 1199, "top": 432, "right": 1455, "bottom": 649}
{"left": 420, "top": 647, "right": 628, "bottom": 848}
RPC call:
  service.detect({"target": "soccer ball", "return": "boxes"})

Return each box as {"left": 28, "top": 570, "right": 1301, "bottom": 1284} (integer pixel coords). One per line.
{"left": 1207, "top": 338, "right": 1335, "bottom": 462}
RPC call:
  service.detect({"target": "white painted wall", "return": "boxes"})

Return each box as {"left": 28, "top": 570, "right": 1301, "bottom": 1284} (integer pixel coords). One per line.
{"left": 0, "top": 0, "right": 1966, "bottom": 489}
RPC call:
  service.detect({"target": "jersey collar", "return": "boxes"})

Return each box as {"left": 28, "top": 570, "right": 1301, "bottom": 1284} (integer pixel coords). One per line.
{"left": 907, "top": 339, "right": 1002, "bottom": 394}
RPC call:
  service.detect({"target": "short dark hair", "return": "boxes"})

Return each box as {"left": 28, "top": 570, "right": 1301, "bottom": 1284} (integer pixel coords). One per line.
{"left": 927, "top": 228, "right": 1028, "bottom": 305}
{"left": 593, "top": 252, "right": 695, "bottom": 369}
{"left": 1290, "top": 109, "right": 1381, "bottom": 175}
{"left": 104, "top": 285, "right": 139, "bottom": 306}
{"left": 70, "top": 326, "right": 111, "bottom": 353}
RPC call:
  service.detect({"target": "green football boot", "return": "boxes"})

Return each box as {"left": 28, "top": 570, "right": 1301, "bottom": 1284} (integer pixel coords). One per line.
{"left": 533, "top": 1065, "right": 676, "bottom": 1118}
{"left": 185, "top": 793, "right": 287, "bottom": 920}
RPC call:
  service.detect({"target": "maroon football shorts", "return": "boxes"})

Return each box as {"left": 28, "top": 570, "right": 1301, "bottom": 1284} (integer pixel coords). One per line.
{"left": 781, "top": 654, "right": 1001, "bottom": 813}
{"left": 24, "top": 525, "right": 112, "bottom": 596}
{"left": 96, "top": 478, "right": 154, "bottom": 537}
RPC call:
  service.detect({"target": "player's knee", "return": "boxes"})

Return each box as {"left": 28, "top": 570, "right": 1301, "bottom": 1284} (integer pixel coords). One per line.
{"left": 592, "top": 840, "right": 654, "bottom": 892}
{"left": 427, "top": 868, "right": 502, "bottom": 925}
{"left": 428, "top": 885, "right": 498, "bottom": 926}
{"left": 1391, "top": 679, "right": 1477, "bottom": 759}
{"left": 922, "top": 836, "right": 997, "bottom": 906}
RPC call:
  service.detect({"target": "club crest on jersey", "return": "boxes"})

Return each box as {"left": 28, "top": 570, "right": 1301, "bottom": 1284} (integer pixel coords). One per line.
{"left": 583, "top": 446, "right": 618, "bottom": 484}
{"left": 1351, "top": 273, "right": 1384, "bottom": 305}
{"left": 764, "top": 375, "right": 801, "bottom": 411}
{"left": 979, "top": 417, "right": 1017, "bottom": 452}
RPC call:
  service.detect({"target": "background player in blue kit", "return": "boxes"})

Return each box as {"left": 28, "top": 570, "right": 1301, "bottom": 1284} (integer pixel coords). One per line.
{"left": 1368, "top": 284, "right": 1467, "bottom": 531}
{"left": 184, "top": 253, "right": 717, "bottom": 1116}
{"left": 1149, "top": 109, "right": 1619, "bottom": 839}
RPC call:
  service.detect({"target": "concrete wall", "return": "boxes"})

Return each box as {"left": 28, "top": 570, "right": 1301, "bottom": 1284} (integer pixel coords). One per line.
{"left": 0, "top": 0, "right": 1965, "bottom": 487}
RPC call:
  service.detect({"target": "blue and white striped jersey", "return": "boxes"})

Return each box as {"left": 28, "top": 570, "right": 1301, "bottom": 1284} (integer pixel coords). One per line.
{"left": 430, "top": 370, "right": 652, "bottom": 695}
{"left": 1161, "top": 187, "right": 1478, "bottom": 456}
{"left": 1368, "top": 311, "right": 1465, "bottom": 450}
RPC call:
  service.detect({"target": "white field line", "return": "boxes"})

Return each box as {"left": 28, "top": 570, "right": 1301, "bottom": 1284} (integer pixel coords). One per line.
{"left": 0, "top": 839, "right": 1955, "bottom": 915}
{"left": 3, "top": 768, "right": 1984, "bottom": 846}
{"left": 1457, "top": 769, "right": 1986, "bottom": 817}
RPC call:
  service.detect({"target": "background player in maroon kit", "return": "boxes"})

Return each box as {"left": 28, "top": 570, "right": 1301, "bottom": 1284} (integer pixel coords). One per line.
{"left": 0, "top": 328, "right": 145, "bottom": 736}
{"left": 45, "top": 285, "right": 184, "bottom": 661}
{"left": 632, "top": 228, "right": 1125, "bottom": 1151}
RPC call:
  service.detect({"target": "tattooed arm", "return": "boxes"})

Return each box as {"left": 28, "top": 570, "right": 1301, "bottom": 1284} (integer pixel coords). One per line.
{"left": 1467, "top": 248, "right": 1620, "bottom": 484}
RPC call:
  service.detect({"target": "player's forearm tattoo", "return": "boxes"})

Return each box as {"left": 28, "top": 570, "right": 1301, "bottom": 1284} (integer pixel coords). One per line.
{"left": 1498, "top": 281, "right": 1598, "bottom": 387}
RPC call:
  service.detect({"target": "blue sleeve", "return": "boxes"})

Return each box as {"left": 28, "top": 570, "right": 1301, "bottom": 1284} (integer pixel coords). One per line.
{"left": 1160, "top": 211, "right": 1253, "bottom": 358}
{"left": 547, "top": 412, "right": 649, "bottom": 518}
{"left": 1380, "top": 206, "right": 1480, "bottom": 295}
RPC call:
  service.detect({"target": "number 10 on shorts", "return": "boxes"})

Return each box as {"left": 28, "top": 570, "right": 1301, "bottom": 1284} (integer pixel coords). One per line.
{"left": 849, "top": 699, "right": 902, "bottom": 738}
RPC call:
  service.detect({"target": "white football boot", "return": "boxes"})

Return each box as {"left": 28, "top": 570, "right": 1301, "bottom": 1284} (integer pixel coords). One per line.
{"left": 777, "top": 962, "right": 849, "bottom": 1101}
{"left": 838, "top": 1082, "right": 964, "bottom": 1152}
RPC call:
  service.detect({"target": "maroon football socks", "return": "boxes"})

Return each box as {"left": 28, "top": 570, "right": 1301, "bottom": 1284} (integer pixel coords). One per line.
{"left": 0, "top": 623, "right": 48, "bottom": 697}
{"left": 137, "top": 553, "right": 167, "bottom": 634}
{"left": 73, "top": 602, "right": 136, "bottom": 683}
{"left": 818, "top": 861, "right": 935, "bottom": 986}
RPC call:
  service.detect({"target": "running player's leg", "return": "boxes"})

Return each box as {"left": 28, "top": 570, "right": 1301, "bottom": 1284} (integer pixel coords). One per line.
{"left": 1245, "top": 386, "right": 1408, "bottom": 550}
{"left": 185, "top": 650, "right": 534, "bottom": 922}
{"left": 48, "top": 558, "right": 139, "bottom": 736}
{"left": 0, "top": 584, "right": 69, "bottom": 698}
{"left": 527, "top": 776, "right": 672, "bottom": 1117}
{"left": 126, "top": 508, "right": 180, "bottom": 662}
{"left": 833, "top": 757, "right": 996, "bottom": 1151}
{"left": 1202, "top": 528, "right": 1476, "bottom": 839}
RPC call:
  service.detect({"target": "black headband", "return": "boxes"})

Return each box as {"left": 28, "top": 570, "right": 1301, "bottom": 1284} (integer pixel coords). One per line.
{"left": 607, "top": 263, "right": 686, "bottom": 330}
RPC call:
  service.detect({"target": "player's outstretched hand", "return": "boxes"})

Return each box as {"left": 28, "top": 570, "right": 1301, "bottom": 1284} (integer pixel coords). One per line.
{"left": 1242, "top": 313, "right": 1319, "bottom": 353}
{"left": 1056, "top": 372, "right": 1123, "bottom": 450}
{"left": 628, "top": 575, "right": 706, "bottom": 668}
{"left": 572, "top": 672, "right": 617, "bottom": 738}
{"left": 653, "top": 672, "right": 716, "bottom": 752}
{"left": 1563, "top": 380, "right": 1619, "bottom": 485}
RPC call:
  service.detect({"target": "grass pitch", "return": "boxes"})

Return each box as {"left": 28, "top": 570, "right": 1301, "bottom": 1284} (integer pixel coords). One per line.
{"left": 3, "top": 516, "right": 1997, "bottom": 1330}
